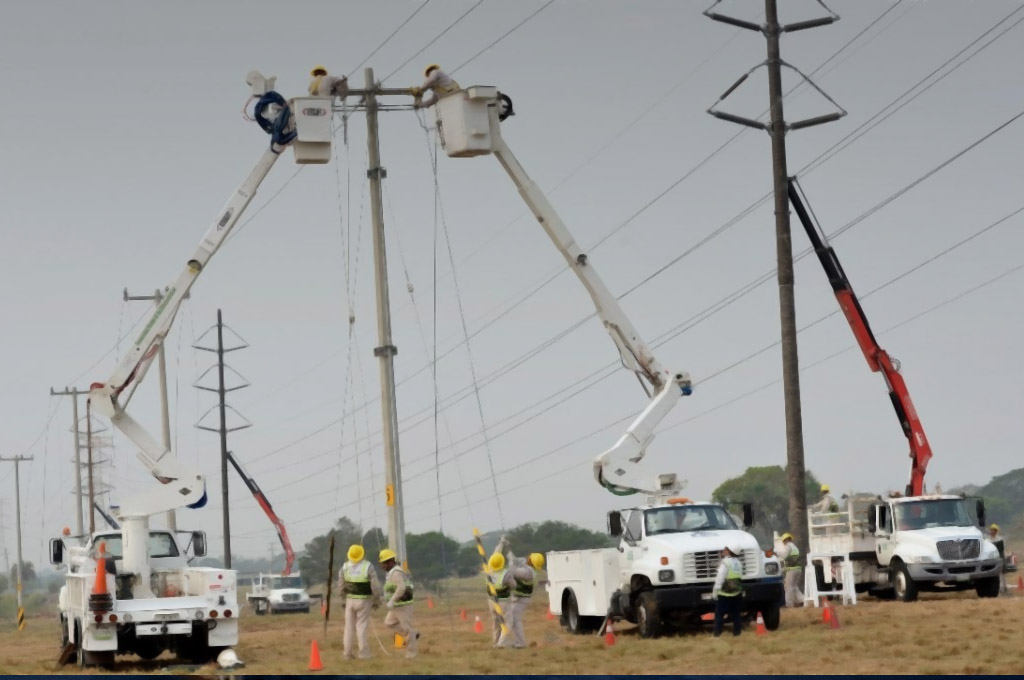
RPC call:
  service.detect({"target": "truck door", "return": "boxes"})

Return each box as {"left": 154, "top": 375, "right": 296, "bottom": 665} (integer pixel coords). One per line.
{"left": 873, "top": 504, "right": 894, "bottom": 566}
{"left": 618, "top": 510, "right": 643, "bottom": 587}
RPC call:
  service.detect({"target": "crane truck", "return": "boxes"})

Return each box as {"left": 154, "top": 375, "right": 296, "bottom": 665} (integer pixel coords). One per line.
{"left": 788, "top": 178, "right": 1002, "bottom": 602}
{"left": 428, "top": 87, "right": 784, "bottom": 638}
{"left": 48, "top": 71, "right": 332, "bottom": 666}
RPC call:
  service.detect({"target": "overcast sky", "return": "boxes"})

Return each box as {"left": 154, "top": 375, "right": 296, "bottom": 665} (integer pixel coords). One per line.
{"left": 2, "top": 0, "right": 1023, "bottom": 569}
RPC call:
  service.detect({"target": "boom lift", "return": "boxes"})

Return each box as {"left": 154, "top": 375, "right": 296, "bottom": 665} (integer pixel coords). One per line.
{"left": 787, "top": 178, "right": 932, "bottom": 496}
{"left": 226, "top": 451, "right": 295, "bottom": 575}
{"left": 429, "top": 88, "right": 692, "bottom": 497}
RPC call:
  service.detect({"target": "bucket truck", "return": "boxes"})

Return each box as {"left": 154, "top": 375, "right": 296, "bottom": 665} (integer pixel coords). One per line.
{"left": 49, "top": 71, "right": 334, "bottom": 666}
{"left": 787, "top": 178, "right": 1002, "bottom": 603}
{"left": 428, "top": 87, "right": 783, "bottom": 637}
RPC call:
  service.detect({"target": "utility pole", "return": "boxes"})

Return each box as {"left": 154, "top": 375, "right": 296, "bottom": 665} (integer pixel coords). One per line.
{"left": 704, "top": 0, "right": 845, "bottom": 553}
{"left": 50, "top": 387, "right": 86, "bottom": 536}
{"left": 123, "top": 287, "right": 189, "bottom": 533}
{"left": 1, "top": 455, "right": 33, "bottom": 631}
{"left": 194, "top": 310, "right": 250, "bottom": 569}
{"left": 87, "top": 404, "right": 95, "bottom": 534}
{"left": 363, "top": 67, "right": 407, "bottom": 566}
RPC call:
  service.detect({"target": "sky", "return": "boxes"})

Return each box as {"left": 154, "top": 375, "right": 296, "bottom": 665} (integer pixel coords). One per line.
{"left": 1, "top": 0, "right": 1023, "bottom": 570}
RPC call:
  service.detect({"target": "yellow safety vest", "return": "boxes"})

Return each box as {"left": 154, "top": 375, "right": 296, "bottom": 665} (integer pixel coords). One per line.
{"left": 343, "top": 560, "right": 372, "bottom": 599}
{"left": 384, "top": 568, "right": 414, "bottom": 607}
{"left": 487, "top": 568, "right": 510, "bottom": 600}
{"left": 512, "top": 567, "right": 535, "bottom": 598}
{"left": 720, "top": 561, "right": 743, "bottom": 597}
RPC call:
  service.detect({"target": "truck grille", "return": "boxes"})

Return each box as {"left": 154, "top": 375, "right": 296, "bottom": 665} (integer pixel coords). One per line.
{"left": 682, "top": 550, "right": 759, "bottom": 579}
{"left": 282, "top": 593, "right": 300, "bottom": 602}
{"left": 936, "top": 539, "right": 979, "bottom": 561}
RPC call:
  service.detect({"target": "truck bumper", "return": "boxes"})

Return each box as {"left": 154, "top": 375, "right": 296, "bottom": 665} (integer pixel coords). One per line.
{"left": 271, "top": 601, "right": 310, "bottom": 612}
{"left": 650, "top": 579, "right": 784, "bottom": 612}
{"left": 906, "top": 558, "right": 1002, "bottom": 583}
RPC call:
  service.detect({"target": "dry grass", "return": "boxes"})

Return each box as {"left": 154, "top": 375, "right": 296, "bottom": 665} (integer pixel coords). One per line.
{"left": 3, "top": 579, "right": 1024, "bottom": 675}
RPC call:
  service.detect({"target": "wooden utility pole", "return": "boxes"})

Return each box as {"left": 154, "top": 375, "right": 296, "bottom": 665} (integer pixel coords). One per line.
{"left": 50, "top": 387, "right": 86, "bottom": 536}
{"left": 1, "top": 455, "right": 33, "bottom": 631}
{"left": 704, "top": 0, "right": 845, "bottom": 552}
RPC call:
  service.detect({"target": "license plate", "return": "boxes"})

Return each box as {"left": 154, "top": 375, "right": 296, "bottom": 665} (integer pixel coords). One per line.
{"left": 93, "top": 630, "right": 113, "bottom": 640}
{"left": 701, "top": 593, "right": 713, "bottom": 601}
{"left": 955, "top": 573, "right": 970, "bottom": 582}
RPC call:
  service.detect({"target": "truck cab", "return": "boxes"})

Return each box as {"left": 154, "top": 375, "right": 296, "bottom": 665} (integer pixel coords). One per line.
{"left": 808, "top": 493, "right": 1002, "bottom": 602}
{"left": 547, "top": 497, "right": 783, "bottom": 638}
{"left": 246, "top": 574, "right": 310, "bottom": 615}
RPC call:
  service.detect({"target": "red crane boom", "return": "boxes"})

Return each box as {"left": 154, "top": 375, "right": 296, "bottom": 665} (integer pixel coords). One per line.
{"left": 226, "top": 451, "right": 296, "bottom": 575}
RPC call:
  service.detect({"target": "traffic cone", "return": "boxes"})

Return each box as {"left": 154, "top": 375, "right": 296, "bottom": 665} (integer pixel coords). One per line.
{"left": 755, "top": 611, "right": 767, "bottom": 636}
{"left": 1017, "top": 575, "right": 1023, "bottom": 592}
{"left": 320, "top": 600, "right": 326, "bottom": 616}
{"left": 546, "top": 608, "right": 555, "bottom": 621}
{"left": 308, "top": 639, "right": 323, "bottom": 671}
{"left": 473, "top": 615, "right": 483, "bottom": 633}
{"left": 823, "top": 604, "right": 831, "bottom": 624}
{"left": 88, "top": 541, "right": 112, "bottom": 613}
{"left": 604, "top": 620, "right": 616, "bottom": 646}
{"left": 460, "top": 608, "right": 467, "bottom": 620}
{"left": 427, "top": 596, "right": 435, "bottom": 609}
{"left": 828, "top": 604, "right": 840, "bottom": 630}
{"left": 395, "top": 633, "right": 406, "bottom": 648}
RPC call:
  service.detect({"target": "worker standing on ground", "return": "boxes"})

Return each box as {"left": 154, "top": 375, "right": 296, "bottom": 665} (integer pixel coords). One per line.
{"left": 308, "top": 65, "right": 349, "bottom": 97}
{"left": 711, "top": 546, "right": 744, "bottom": 637}
{"left": 811, "top": 484, "right": 839, "bottom": 513}
{"left": 411, "top": 64, "right": 461, "bottom": 109}
{"left": 989, "top": 524, "right": 1008, "bottom": 594}
{"left": 500, "top": 552, "right": 544, "bottom": 648}
{"left": 379, "top": 549, "right": 419, "bottom": 659}
{"left": 779, "top": 533, "right": 804, "bottom": 607}
{"left": 487, "top": 536, "right": 512, "bottom": 647}
{"left": 338, "top": 544, "right": 382, "bottom": 660}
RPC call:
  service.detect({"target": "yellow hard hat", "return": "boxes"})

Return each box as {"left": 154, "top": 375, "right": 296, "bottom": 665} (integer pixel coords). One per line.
{"left": 379, "top": 548, "right": 397, "bottom": 563}
{"left": 424, "top": 63, "right": 441, "bottom": 77}
{"left": 311, "top": 65, "right": 328, "bottom": 76}
{"left": 990, "top": 523, "right": 1000, "bottom": 531}
{"left": 820, "top": 484, "right": 830, "bottom": 493}
{"left": 348, "top": 544, "right": 364, "bottom": 562}
{"left": 489, "top": 553, "right": 505, "bottom": 571}
{"left": 529, "top": 553, "right": 545, "bottom": 569}
{"left": 780, "top": 533, "right": 794, "bottom": 542}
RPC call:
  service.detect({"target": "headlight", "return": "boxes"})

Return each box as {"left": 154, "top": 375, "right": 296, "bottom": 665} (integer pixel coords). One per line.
{"left": 765, "top": 563, "right": 780, "bottom": 576}
{"left": 904, "top": 554, "right": 935, "bottom": 564}
{"left": 658, "top": 569, "right": 674, "bottom": 583}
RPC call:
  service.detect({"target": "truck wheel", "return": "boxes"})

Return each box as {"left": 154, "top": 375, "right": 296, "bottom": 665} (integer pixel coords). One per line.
{"left": 761, "top": 603, "right": 781, "bottom": 631}
{"left": 60, "top": 616, "right": 70, "bottom": 650}
{"left": 562, "top": 591, "right": 585, "bottom": 634}
{"left": 975, "top": 576, "right": 1000, "bottom": 598}
{"left": 892, "top": 562, "right": 918, "bottom": 602}
{"left": 636, "top": 591, "right": 662, "bottom": 639}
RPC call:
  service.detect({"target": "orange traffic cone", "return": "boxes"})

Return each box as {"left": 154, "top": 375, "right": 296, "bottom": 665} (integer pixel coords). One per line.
{"left": 460, "top": 608, "right": 467, "bottom": 621}
{"left": 88, "top": 541, "right": 112, "bottom": 613}
{"left": 546, "top": 608, "right": 555, "bottom": 620}
{"left": 755, "top": 611, "right": 767, "bottom": 636}
{"left": 1017, "top": 575, "right": 1023, "bottom": 592}
{"left": 308, "top": 639, "right": 323, "bottom": 671}
{"left": 822, "top": 604, "right": 831, "bottom": 624}
{"left": 604, "top": 620, "right": 616, "bottom": 646}
{"left": 828, "top": 604, "right": 840, "bottom": 630}
{"left": 473, "top": 615, "right": 483, "bottom": 633}
{"left": 320, "top": 600, "right": 326, "bottom": 616}
{"left": 427, "top": 596, "right": 435, "bottom": 609}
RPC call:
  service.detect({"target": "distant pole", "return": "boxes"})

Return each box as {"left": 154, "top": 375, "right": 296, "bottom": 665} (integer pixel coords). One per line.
{"left": 87, "top": 401, "right": 95, "bottom": 535}
{"left": 217, "top": 309, "right": 231, "bottom": 569}
{"left": 1, "top": 455, "right": 32, "bottom": 631}
{"left": 364, "top": 66, "right": 408, "bottom": 567}
{"left": 704, "top": 0, "right": 845, "bottom": 553}
{"left": 50, "top": 387, "right": 85, "bottom": 536}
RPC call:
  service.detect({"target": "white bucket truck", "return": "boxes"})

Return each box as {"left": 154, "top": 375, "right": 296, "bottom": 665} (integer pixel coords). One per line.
{"left": 247, "top": 574, "right": 311, "bottom": 615}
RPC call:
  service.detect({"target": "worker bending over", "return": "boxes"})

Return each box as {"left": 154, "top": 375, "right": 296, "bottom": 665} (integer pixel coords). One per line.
{"left": 778, "top": 533, "right": 804, "bottom": 607}
{"left": 379, "top": 549, "right": 419, "bottom": 659}
{"left": 487, "top": 536, "right": 512, "bottom": 647}
{"left": 308, "top": 65, "right": 349, "bottom": 97}
{"left": 412, "top": 63, "right": 460, "bottom": 109}
{"left": 338, "top": 544, "right": 382, "bottom": 660}
{"left": 711, "top": 546, "right": 744, "bottom": 637}
{"left": 811, "top": 484, "right": 839, "bottom": 513}
{"left": 500, "top": 552, "right": 545, "bottom": 649}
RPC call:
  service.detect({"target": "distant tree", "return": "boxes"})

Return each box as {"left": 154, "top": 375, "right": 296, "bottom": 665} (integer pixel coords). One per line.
{"left": 297, "top": 517, "right": 362, "bottom": 587}
{"left": 406, "top": 531, "right": 461, "bottom": 587}
{"left": 361, "top": 527, "right": 388, "bottom": 556}
{"left": 506, "top": 521, "right": 613, "bottom": 556}
{"left": 0, "top": 573, "right": 8, "bottom": 593}
{"left": 712, "top": 465, "right": 823, "bottom": 545}
{"left": 455, "top": 545, "right": 484, "bottom": 578}
{"left": 10, "top": 562, "right": 36, "bottom": 586}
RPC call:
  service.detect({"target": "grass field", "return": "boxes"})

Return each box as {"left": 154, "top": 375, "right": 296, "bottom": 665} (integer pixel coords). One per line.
{"left": 2, "top": 578, "right": 1023, "bottom": 675}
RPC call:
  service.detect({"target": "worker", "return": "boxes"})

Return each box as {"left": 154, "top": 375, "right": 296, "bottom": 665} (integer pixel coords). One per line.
{"left": 779, "top": 533, "right": 804, "bottom": 607}
{"left": 989, "top": 524, "right": 1008, "bottom": 594}
{"left": 411, "top": 64, "right": 461, "bottom": 109}
{"left": 487, "top": 536, "right": 512, "bottom": 646}
{"left": 811, "top": 484, "right": 840, "bottom": 513}
{"left": 711, "top": 546, "right": 744, "bottom": 637}
{"left": 379, "top": 549, "right": 419, "bottom": 659}
{"left": 500, "top": 552, "right": 544, "bottom": 649}
{"left": 338, "top": 544, "right": 382, "bottom": 661}
{"left": 308, "top": 65, "right": 349, "bottom": 97}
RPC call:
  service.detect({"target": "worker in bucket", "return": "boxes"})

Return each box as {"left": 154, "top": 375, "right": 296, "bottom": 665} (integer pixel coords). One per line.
{"left": 711, "top": 546, "right": 744, "bottom": 637}
{"left": 499, "top": 552, "right": 545, "bottom": 648}
{"left": 308, "top": 65, "right": 349, "bottom": 97}
{"left": 487, "top": 536, "right": 512, "bottom": 647}
{"left": 379, "top": 549, "right": 420, "bottom": 659}
{"left": 779, "top": 533, "right": 804, "bottom": 607}
{"left": 338, "top": 543, "right": 382, "bottom": 660}
{"left": 811, "top": 484, "right": 839, "bottom": 513}
{"left": 411, "top": 63, "right": 460, "bottom": 109}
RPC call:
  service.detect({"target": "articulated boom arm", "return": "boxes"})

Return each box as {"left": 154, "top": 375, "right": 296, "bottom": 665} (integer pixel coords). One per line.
{"left": 476, "top": 99, "right": 692, "bottom": 496}
{"left": 227, "top": 451, "right": 296, "bottom": 575}
{"left": 788, "top": 178, "right": 933, "bottom": 496}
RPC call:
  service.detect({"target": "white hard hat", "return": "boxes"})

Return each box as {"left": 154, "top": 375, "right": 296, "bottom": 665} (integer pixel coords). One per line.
{"left": 727, "top": 546, "right": 743, "bottom": 556}
{"left": 217, "top": 648, "right": 245, "bottom": 669}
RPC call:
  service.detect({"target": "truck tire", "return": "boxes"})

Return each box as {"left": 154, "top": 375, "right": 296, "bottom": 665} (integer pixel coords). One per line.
{"left": 761, "top": 603, "right": 781, "bottom": 631}
{"left": 891, "top": 562, "right": 918, "bottom": 602}
{"left": 975, "top": 576, "right": 1000, "bottom": 598}
{"left": 560, "top": 591, "right": 602, "bottom": 635}
{"left": 635, "top": 591, "right": 662, "bottom": 639}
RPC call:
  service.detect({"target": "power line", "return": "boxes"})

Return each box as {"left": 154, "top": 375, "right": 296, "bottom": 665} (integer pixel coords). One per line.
{"left": 450, "top": 1, "right": 556, "bottom": 75}
{"left": 348, "top": 0, "right": 435, "bottom": 77}
{"left": 383, "top": 0, "right": 486, "bottom": 82}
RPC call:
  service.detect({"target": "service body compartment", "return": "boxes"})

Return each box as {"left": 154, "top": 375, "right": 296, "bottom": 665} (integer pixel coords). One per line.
{"left": 546, "top": 548, "right": 619, "bottom": 617}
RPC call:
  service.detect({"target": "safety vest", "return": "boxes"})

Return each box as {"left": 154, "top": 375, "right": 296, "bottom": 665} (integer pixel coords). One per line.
{"left": 487, "top": 568, "right": 510, "bottom": 600}
{"left": 784, "top": 544, "right": 802, "bottom": 571}
{"left": 384, "top": 567, "right": 414, "bottom": 607}
{"left": 720, "top": 559, "right": 743, "bottom": 597}
{"left": 343, "top": 560, "right": 372, "bottom": 599}
{"left": 512, "top": 567, "right": 535, "bottom": 598}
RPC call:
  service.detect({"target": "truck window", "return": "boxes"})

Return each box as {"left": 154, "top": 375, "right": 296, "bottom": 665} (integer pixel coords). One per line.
{"left": 90, "top": 532, "right": 179, "bottom": 559}
{"left": 894, "top": 499, "right": 971, "bottom": 530}
{"left": 270, "top": 576, "right": 304, "bottom": 589}
{"left": 644, "top": 506, "right": 738, "bottom": 536}
{"left": 625, "top": 511, "right": 643, "bottom": 542}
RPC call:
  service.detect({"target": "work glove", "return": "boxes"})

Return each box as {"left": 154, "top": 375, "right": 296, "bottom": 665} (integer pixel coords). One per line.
{"left": 410, "top": 86, "right": 423, "bottom": 97}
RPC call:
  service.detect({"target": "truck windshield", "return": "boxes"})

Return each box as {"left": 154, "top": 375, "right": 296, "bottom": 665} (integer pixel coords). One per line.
{"left": 894, "top": 499, "right": 973, "bottom": 530}
{"left": 644, "top": 506, "right": 738, "bottom": 535}
{"left": 93, "top": 532, "right": 180, "bottom": 559}
{"left": 271, "top": 576, "right": 304, "bottom": 589}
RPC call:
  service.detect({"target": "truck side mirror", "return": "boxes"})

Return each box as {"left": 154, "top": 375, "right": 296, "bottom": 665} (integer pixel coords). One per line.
{"left": 50, "top": 538, "right": 64, "bottom": 565}
{"left": 192, "top": 531, "right": 207, "bottom": 557}
{"left": 742, "top": 503, "right": 754, "bottom": 529}
{"left": 607, "top": 511, "right": 623, "bottom": 538}
{"left": 975, "top": 499, "right": 985, "bottom": 528}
